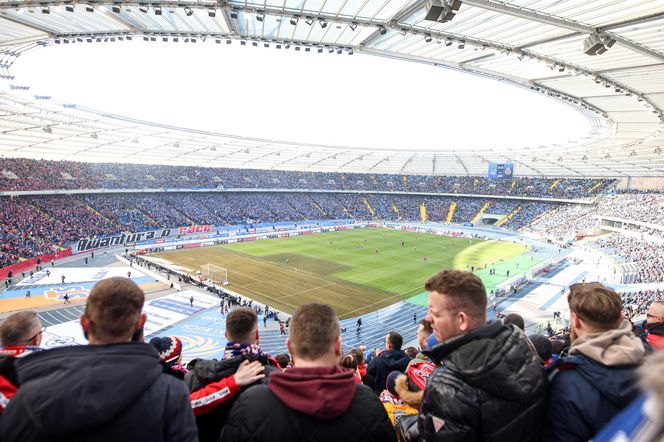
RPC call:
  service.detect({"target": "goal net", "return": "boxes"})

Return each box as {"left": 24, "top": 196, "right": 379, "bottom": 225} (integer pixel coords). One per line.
{"left": 201, "top": 263, "right": 229, "bottom": 285}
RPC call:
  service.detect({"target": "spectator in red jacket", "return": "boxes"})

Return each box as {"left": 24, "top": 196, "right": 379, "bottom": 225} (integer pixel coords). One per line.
{"left": 646, "top": 301, "right": 664, "bottom": 350}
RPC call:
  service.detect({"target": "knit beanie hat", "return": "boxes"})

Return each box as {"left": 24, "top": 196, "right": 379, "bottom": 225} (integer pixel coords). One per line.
{"left": 150, "top": 336, "right": 183, "bottom": 365}
{"left": 385, "top": 370, "right": 403, "bottom": 397}
{"left": 407, "top": 360, "right": 435, "bottom": 391}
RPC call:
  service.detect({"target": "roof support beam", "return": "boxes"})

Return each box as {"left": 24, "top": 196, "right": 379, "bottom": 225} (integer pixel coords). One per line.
{"left": 0, "top": 13, "right": 54, "bottom": 35}
{"left": 604, "top": 32, "right": 664, "bottom": 62}
{"left": 461, "top": 0, "right": 594, "bottom": 33}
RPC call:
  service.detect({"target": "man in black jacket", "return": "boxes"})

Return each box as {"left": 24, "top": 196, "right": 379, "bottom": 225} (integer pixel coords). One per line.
{"left": 367, "top": 331, "right": 410, "bottom": 393}
{"left": 220, "top": 303, "right": 396, "bottom": 442}
{"left": 185, "top": 306, "right": 278, "bottom": 442}
{"left": 0, "top": 277, "right": 197, "bottom": 442}
{"left": 418, "top": 269, "right": 547, "bottom": 441}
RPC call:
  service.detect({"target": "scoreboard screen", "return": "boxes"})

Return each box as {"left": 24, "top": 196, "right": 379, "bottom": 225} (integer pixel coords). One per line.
{"left": 488, "top": 163, "right": 514, "bottom": 179}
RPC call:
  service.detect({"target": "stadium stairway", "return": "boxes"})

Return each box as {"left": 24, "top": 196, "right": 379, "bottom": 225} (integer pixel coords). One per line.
{"left": 496, "top": 206, "right": 521, "bottom": 227}
{"left": 588, "top": 181, "right": 603, "bottom": 194}
{"left": 471, "top": 202, "right": 491, "bottom": 224}
{"left": 362, "top": 197, "right": 376, "bottom": 218}
{"left": 391, "top": 200, "right": 401, "bottom": 221}
{"left": 510, "top": 179, "right": 517, "bottom": 193}
{"left": 549, "top": 179, "right": 561, "bottom": 190}
{"left": 445, "top": 201, "right": 456, "bottom": 223}
{"left": 310, "top": 199, "right": 329, "bottom": 218}
{"left": 86, "top": 205, "right": 113, "bottom": 223}
{"left": 419, "top": 202, "right": 427, "bottom": 223}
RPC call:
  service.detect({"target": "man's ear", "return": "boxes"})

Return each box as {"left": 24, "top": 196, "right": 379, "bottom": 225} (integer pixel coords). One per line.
{"left": 137, "top": 313, "right": 147, "bottom": 329}
{"left": 255, "top": 327, "right": 260, "bottom": 345}
{"left": 80, "top": 313, "right": 90, "bottom": 333}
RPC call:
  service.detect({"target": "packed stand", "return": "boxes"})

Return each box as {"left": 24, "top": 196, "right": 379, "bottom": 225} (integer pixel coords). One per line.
{"left": 0, "top": 158, "right": 614, "bottom": 199}
{"left": 590, "top": 234, "right": 664, "bottom": 283}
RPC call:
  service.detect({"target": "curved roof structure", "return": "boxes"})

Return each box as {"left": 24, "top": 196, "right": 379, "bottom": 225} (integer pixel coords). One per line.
{"left": 0, "top": 0, "right": 662, "bottom": 177}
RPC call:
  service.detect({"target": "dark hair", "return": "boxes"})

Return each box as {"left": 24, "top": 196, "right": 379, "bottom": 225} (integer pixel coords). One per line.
{"left": 349, "top": 348, "right": 365, "bottom": 365}
{"left": 503, "top": 313, "right": 525, "bottom": 331}
{"left": 289, "top": 303, "right": 339, "bottom": 360}
{"left": 274, "top": 353, "right": 290, "bottom": 369}
{"left": 404, "top": 347, "right": 418, "bottom": 359}
{"left": 528, "top": 334, "right": 552, "bottom": 362}
{"left": 568, "top": 282, "right": 622, "bottom": 331}
{"left": 550, "top": 339, "right": 564, "bottom": 355}
{"left": 85, "top": 277, "right": 144, "bottom": 342}
{"left": 340, "top": 354, "right": 358, "bottom": 370}
{"left": 419, "top": 319, "right": 433, "bottom": 336}
{"left": 425, "top": 270, "right": 487, "bottom": 322}
{"left": 387, "top": 331, "right": 403, "bottom": 350}
{"left": 0, "top": 311, "right": 40, "bottom": 346}
{"left": 226, "top": 307, "right": 258, "bottom": 344}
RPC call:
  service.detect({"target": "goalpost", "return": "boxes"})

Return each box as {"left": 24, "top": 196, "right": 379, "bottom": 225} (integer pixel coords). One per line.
{"left": 201, "top": 263, "right": 229, "bottom": 285}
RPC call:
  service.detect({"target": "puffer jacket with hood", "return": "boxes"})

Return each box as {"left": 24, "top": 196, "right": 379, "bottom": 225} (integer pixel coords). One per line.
{"left": 544, "top": 319, "right": 646, "bottom": 442}
{"left": 0, "top": 342, "right": 197, "bottom": 442}
{"left": 419, "top": 321, "right": 548, "bottom": 442}
{"left": 220, "top": 365, "right": 396, "bottom": 442}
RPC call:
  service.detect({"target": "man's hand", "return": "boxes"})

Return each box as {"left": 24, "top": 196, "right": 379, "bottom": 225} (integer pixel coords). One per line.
{"left": 234, "top": 360, "right": 266, "bottom": 387}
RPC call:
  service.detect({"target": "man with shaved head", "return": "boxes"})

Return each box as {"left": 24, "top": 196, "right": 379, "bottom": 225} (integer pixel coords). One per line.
{"left": 0, "top": 277, "right": 197, "bottom": 442}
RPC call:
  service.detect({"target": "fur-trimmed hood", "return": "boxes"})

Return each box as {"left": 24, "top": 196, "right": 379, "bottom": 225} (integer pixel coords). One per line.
{"left": 394, "top": 374, "right": 423, "bottom": 409}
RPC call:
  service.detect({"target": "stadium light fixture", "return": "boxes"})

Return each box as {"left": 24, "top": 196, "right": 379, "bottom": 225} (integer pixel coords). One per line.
{"left": 284, "top": 43, "right": 290, "bottom": 49}
{"left": 378, "top": 26, "right": 387, "bottom": 35}
{"left": 163, "top": 37, "right": 168, "bottom": 42}
{"left": 424, "top": 0, "right": 462, "bottom": 23}
{"left": 226, "top": 39, "right": 231, "bottom": 44}
{"left": 240, "top": 40, "right": 246, "bottom": 45}
{"left": 230, "top": 10, "right": 239, "bottom": 18}
{"left": 184, "top": 6, "right": 193, "bottom": 16}
{"left": 424, "top": 34, "right": 432, "bottom": 43}
{"left": 252, "top": 41, "right": 258, "bottom": 46}
{"left": 41, "top": 6, "right": 50, "bottom": 13}
{"left": 295, "top": 45, "right": 300, "bottom": 50}
{"left": 583, "top": 33, "right": 616, "bottom": 56}
{"left": 256, "top": 11, "right": 265, "bottom": 21}
{"left": 349, "top": 22, "right": 358, "bottom": 31}
{"left": 305, "top": 17, "right": 314, "bottom": 26}
{"left": 319, "top": 18, "right": 327, "bottom": 28}
{"left": 328, "top": 47, "right": 334, "bottom": 53}
{"left": 112, "top": 4, "right": 121, "bottom": 13}
{"left": 348, "top": 48, "right": 353, "bottom": 55}
{"left": 65, "top": 4, "right": 74, "bottom": 12}
{"left": 458, "top": 41, "right": 465, "bottom": 49}
{"left": 264, "top": 42, "right": 269, "bottom": 47}
{"left": 290, "top": 16, "right": 299, "bottom": 25}
{"left": 86, "top": 4, "right": 94, "bottom": 12}
{"left": 208, "top": 8, "right": 216, "bottom": 17}
{"left": 445, "top": 38, "right": 452, "bottom": 46}
{"left": 154, "top": 6, "right": 162, "bottom": 15}
{"left": 139, "top": 5, "right": 148, "bottom": 13}
{"left": 276, "top": 43, "right": 281, "bottom": 49}
{"left": 305, "top": 46, "right": 311, "bottom": 51}
{"left": 336, "top": 48, "right": 342, "bottom": 54}
{"left": 317, "top": 47, "right": 323, "bottom": 53}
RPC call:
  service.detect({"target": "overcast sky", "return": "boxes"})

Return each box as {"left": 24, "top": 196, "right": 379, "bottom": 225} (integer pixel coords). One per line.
{"left": 13, "top": 41, "right": 591, "bottom": 152}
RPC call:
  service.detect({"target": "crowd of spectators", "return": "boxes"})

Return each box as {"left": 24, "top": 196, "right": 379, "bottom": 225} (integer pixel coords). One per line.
{"left": 590, "top": 234, "right": 664, "bottom": 283}
{"left": 621, "top": 288, "right": 663, "bottom": 321}
{"left": 1, "top": 264, "right": 663, "bottom": 440}
{"left": 0, "top": 193, "right": 557, "bottom": 267}
{"left": 0, "top": 158, "right": 614, "bottom": 198}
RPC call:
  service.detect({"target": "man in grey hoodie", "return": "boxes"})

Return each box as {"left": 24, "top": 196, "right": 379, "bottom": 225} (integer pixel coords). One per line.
{"left": 544, "top": 282, "right": 646, "bottom": 442}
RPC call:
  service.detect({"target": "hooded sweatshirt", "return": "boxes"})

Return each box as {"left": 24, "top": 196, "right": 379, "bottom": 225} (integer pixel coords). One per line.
{"left": 220, "top": 365, "right": 396, "bottom": 442}
{"left": 544, "top": 320, "right": 646, "bottom": 442}
{"left": 0, "top": 342, "right": 197, "bottom": 442}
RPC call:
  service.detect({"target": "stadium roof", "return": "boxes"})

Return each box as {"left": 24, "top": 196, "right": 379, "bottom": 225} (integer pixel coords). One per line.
{"left": 0, "top": 0, "right": 663, "bottom": 177}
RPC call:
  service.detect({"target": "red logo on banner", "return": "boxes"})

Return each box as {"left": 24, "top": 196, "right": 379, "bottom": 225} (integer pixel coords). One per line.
{"left": 178, "top": 225, "right": 213, "bottom": 235}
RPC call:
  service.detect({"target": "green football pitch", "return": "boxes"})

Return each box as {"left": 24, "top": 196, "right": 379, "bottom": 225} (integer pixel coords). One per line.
{"left": 153, "top": 228, "right": 542, "bottom": 318}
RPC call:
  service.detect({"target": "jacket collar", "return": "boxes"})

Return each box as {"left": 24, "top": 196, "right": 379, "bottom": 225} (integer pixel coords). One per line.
{"left": 423, "top": 321, "right": 504, "bottom": 364}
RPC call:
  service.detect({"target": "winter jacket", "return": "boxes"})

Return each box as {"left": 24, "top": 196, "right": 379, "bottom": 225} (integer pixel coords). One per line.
{"left": 0, "top": 346, "right": 41, "bottom": 414}
{"left": 0, "top": 342, "right": 197, "bottom": 442}
{"left": 367, "top": 348, "right": 411, "bottom": 393}
{"left": 646, "top": 322, "right": 664, "bottom": 350}
{"left": 220, "top": 365, "right": 397, "bottom": 442}
{"left": 184, "top": 353, "right": 279, "bottom": 442}
{"left": 544, "top": 320, "right": 645, "bottom": 442}
{"left": 419, "top": 321, "right": 547, "bottom": 441}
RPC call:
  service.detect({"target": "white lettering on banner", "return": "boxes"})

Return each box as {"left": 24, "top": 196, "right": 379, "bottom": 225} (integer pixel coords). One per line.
{"left": 75, "top": 228, "right": 172, "bottom": 253}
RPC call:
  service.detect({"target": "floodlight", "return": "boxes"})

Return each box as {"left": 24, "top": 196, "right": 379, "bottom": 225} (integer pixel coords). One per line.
{"left": 319, "top": 18, "right": 327, "bottom": 28}
{"left": 276, "top": 44, "right": 281, "bottom": 49}
{"left": 226, "top": 39, "right": 231, "bottom": 44}
{"left": 305, "top": 17, "right": 314, "bottom": 25}
{"left": 424, "top": 34, "right": 432, "bottom": 43}
{"left": 126, "top": 35, "right": 132, "bottom": 41}
{"left": 230, "top": 10, "right": 239, "bottom": 18}
{"left": 252, "top": 41, "right": 258, "bottom": 46}
{"left": 379, "top": 26, "right": 387, "bottom": 35}
{"left": 150, "top": 36, "right": 156, "bottom": 41}
{"left": 264, "top": 42, "right": 269, "bottom": 47}
{"left": 208, "top": 8, "right": 215, "bottom": 17}
{"left": 284, "top": 43, "right": 290, "bottom": 49}
{"left": 139, "top": 5, "right": 149, "bottom": 13}
{"left": 457, "top": 41, "right": 464, "bottom": 49}
{"left": 163, "top": 37, "right": 168, "bottom": 42}
{"left": 290, "top": 17, "right": 298, "bottom": 25}
{"left": 336, "top": 48, "right": 342, "bottom": 54}
{"left": 424, "top": 0, "right": 462, "bottom": 23}
{"left": 295, "top": 46, "right": 300, "bottom": 50}
{"left": 172, "top": 37, "right": 177, "bottom": 42}
{"left": 348, "top": 49, "right": 353, "bottom": 55}
{"left": 583, "top": 34, "right": 604, "bottom": 55}
{"left": 328, "top": 47, "right": 334, "bottom": 53}
{"left": 154, "top": 6, "right": 162, "bottom": 15}
{"left": 184, "top": 6, "right": 193, "bottom": 16}
{"left": 445, "top": 38, "right": 452, "bottom": 46}
{"left": 112, "top": 4, "right": 120, "bottom": 13}
{"left": 256, "top": 12, "right": 264, "bottom": 21}
{"left": 41, "top": 6, "right": 50, "bottom": 13}
{"left": 65, "top": 4, "right": 74, "bottom": 12}
{"left": 86, "top": 4, "right": 94, "bottom": 12}
{"left": 317, "top": 47, "right": 323, "bottom": 53}
{"left": 305, "top": 46, "right": 311, "bottom": 51}
{"left": 240, "top": 40, "right": 246, "bottom": 45}
{"left": 349, "top": 22, "right": 358, "bottom": 31}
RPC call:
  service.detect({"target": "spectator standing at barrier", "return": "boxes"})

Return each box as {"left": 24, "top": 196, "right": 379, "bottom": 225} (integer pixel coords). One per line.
{"left": 0, "top": 311, "right": 44, "bottom": 415}
{"left": 544, "top": 282, "right": 646, "bottom": 442}
{"left": 220, "top": 303, "right": 396, "bottom": 442}
{"left": 417, "top": 269, "right": 547, "bottom": 441}
{"left": 646, "top": 301, "right": 664, "bottom": 350}
{"left": 367, "top": 332, "right": 410, "bottom": 395}
{"left": 0, "top": 277, "right": 198, "bottom": 442}
{"left": 185, "top": 307, "right": 277, "bottom": 442}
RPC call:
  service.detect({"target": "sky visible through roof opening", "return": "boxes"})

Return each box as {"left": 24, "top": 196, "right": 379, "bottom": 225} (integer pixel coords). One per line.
{"left": 14, "top": 41, "right": 591, "bottom": 152}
